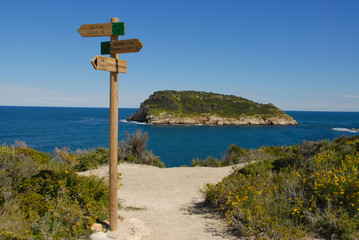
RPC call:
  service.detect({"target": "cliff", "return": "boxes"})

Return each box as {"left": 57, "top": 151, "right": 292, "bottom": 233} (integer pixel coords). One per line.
{"left": 127, "top": 90, "right": 298, "bottom": 125}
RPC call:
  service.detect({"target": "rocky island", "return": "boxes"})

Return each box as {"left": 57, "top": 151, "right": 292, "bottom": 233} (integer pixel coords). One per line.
{"left": 127, "top": 90, "right": 298, "bottom": 125}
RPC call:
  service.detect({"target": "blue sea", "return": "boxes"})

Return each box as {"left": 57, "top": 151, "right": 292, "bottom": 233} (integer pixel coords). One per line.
{"left": 0, "top": 106, "right": 358, "bottom": 167}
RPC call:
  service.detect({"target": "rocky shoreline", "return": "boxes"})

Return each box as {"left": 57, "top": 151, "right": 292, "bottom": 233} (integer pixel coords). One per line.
{"left": 127, "top": 107, "right": 298, "bottom": 125}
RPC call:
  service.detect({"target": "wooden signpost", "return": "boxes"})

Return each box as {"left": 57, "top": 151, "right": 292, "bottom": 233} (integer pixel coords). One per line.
{"left": 78, "top": 22, "right": 125, "bottom": 37}
{"left": 101, "top": 39, "right": 143, "bottom": 55}
{"left": 78, "top": 18, "right": 142, "bottom": 231}
{"left": 91, "top": 56, "right": 127, "bottom": 73}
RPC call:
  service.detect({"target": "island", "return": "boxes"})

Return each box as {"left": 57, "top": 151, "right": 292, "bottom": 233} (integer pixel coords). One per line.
{"left": 127, "top": 90, "right": 298, "bottom": 125}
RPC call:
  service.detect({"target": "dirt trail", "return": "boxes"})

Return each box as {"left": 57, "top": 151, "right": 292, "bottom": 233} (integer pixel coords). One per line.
{"left": 82, "top": 163, "right": 245, "bottom": 240}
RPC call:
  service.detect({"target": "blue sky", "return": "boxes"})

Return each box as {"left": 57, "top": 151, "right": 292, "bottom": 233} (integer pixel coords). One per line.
{"left": 0, "top": 0, "right": 358, "bottom": 111}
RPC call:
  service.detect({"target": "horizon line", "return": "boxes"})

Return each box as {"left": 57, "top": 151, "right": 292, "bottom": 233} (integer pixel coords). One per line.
{"left": 1, "top": 105, "right": 359, "bottom": 113}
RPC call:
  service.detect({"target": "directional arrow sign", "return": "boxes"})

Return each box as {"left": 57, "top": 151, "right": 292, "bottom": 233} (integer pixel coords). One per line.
{"left": 78, "top": 22, "right": 125, "bottom": 37}
{"left": 101, "top": 39, "right": 143, "bottom": 54}
{"left": 91, "top": 56, "right": 127, "bottom": 73}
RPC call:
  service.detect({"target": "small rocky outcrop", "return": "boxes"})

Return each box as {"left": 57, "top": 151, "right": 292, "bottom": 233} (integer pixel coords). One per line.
{"left": 127, "top": 90, "right": 298, "bottom": 126}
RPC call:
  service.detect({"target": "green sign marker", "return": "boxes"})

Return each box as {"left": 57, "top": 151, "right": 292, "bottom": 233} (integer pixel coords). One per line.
{"left": 101, "top": 41, "right": 111, "bottom": 55}
{"left": 112, "top": 22, "right": 125, "bottom": 36}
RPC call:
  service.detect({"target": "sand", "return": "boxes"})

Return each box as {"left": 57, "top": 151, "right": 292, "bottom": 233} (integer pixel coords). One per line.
{"left": 80, "top": 163, "right": 246, "bottom": 240}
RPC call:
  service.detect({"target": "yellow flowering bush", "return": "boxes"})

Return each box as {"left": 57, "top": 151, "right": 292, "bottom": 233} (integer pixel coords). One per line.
{"left": 204, "top": 136, "right": 359, "bottom": 239}
{"left": 303, "top": 151, "right": 359, "bottom": 238}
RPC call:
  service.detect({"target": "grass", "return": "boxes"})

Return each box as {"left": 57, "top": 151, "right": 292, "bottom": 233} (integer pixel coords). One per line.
{"left": 203, "top": 135, "right": 359, "bottom": 239}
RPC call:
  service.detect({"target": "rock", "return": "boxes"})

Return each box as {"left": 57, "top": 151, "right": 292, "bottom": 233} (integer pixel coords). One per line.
{"left": 91, "top": 223, "right": 103, "bottom": 232}
{"left": 89, "top": 218, "right": 150, "bottom": 240}
{"left": 89, "top": 232, "right": 112, "bottom": 240}
{"left": 132, "top": 114, "right": 297, "bottom": 126}
{"left": 128, "top": 106, "right": 148, "bottom": 122}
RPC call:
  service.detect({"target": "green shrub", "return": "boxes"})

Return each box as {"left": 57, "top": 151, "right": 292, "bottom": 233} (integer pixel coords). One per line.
{"left": 0, "top": 144, "right": 41, "bottom": 206}
{"left": 18, "top": 168, "right": 109, "bottom": 239}
{"left": 0, "top": 200, "right": 32, "bottom": 240}
{"left": 71, "top": 130, "right": 164, "bottom": 171}
{"left": 119, "top": 130, "right": 165, "bottom": 168}
{"left": 151, "top": 156, "right": 165, "bottom": 168}
{"left": 75, "top": 147, "right": 109, "bottom": 171}
{"left": 0, "top": 143, "right": 110, "bottom": 239}
{"left": 191, "top": 156, "right": 223, "bottom": 167}
{"left": 0, "top": 134, "right": 162, "bottom": 239}
{"left": 204, "top": 136, "right": 359, "bottom": 239}
{"left": 53, "top": 147, "right": 78, "bottom": 168}
{"left": 14, "top": 147, "right": 51, "bottom": 166}
{"left": 192, "top": 144, "right": 290, "bottom": 167}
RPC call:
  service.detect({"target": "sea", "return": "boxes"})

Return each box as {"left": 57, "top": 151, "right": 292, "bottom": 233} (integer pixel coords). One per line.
{"left": 0, "top": 106, "right": 358, "bottom": 167}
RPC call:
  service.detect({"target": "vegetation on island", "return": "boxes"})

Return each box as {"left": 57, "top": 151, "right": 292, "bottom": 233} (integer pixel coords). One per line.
{"left": 201, "top": 135, "right": 359, "bottom": 239}
{"left": 0, "top": 130, "right": 163, "bottom": 240}
{"left": 141, "top": 90, "right": 293, "bottom": 119}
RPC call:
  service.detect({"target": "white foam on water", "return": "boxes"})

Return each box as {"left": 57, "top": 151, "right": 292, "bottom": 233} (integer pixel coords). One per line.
{"left": 332, "top": 127, "right": 358, "bottom": 133}
{"left": 120, "top": 119, "right": 151, "bottom": 125}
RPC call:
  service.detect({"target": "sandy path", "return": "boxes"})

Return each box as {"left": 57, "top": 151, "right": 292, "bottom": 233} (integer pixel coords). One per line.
{"left": 82, "top": 163, "right": 244, "bottom": 240}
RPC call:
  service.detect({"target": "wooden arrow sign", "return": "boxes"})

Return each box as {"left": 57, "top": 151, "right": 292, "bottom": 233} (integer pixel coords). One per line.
{"left": 91, "top": 56, "right": 127, "bottom": 73}
{"left": 78, "top": 22, "right": 125, "bottom": 37}
{"left": 101, "top": 39, "right": 143, "bottom": 54}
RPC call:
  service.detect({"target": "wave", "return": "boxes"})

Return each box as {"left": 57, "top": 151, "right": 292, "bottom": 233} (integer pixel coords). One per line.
{"left": 119, "top": 120, "right": 204, "bottom": 126}
{"left": 120, "top": 119, "right": 151, "bottom": 125}
{"left": 332, "top": 127, "right": 358, "bottom": 133}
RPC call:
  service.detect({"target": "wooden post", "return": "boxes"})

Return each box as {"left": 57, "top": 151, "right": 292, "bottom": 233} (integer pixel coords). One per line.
{"left": 109, "top": 17, "right": 119, "bottom": 231}
{"left": 78, "top": 17, "right": 142, "bottom": 232}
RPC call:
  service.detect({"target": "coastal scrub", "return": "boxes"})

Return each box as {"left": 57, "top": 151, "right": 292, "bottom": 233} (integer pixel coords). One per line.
{"left": 0, "top": 143, "right": 110, "bottom": 239}
{"left": 0, "top": 130, "right": 163, "bottom": 239}
{"left": 204, "top": 136, "right": 359, "bottom": 239}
